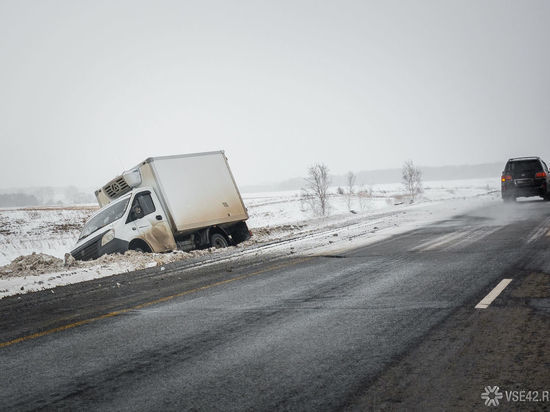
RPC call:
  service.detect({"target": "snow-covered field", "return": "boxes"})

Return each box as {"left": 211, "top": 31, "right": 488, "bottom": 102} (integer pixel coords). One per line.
{"left": 0, "top": 207, "right": 94, "bottom": 266}
{"left": 0, "top": 178, "right": 501, "bottom": 299}
{"left": 245, "top": 178, "right": 498, "bottom": 227}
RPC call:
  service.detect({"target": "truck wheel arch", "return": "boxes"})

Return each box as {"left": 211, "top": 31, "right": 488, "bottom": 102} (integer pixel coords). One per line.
{"left": 128, "top": 238, "right": 152, "bottom": 253}
{"left": 228, "top": 221, "right": 250, "bottom": 244}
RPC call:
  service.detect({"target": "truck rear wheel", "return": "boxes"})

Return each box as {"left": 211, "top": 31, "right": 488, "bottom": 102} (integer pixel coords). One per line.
{"left": 210, "top": 233, "right": 229, "bottom": 248}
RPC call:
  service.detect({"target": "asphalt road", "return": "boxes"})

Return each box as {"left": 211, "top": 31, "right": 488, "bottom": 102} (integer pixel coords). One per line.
{"left": 1, "top": 199, "right": 550, "bottom": 411}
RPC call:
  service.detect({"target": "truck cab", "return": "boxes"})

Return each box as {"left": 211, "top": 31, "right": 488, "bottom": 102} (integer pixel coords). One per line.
{"left": 71, "top": 188, "right": 176, "bottom": 261}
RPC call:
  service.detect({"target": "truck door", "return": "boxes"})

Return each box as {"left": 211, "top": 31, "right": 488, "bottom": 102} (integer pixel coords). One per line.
{"left": 127, "top": 190, "right": 177, "bottom": 252}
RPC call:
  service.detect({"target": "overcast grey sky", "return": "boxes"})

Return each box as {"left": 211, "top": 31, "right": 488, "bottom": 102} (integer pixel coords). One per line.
{"left": 1, "top": 0, "right": 549, "bottom": 188}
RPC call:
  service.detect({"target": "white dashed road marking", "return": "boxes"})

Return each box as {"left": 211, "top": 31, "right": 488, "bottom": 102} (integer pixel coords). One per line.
{"left": 475, "top": 279, "right": 513, "bottom": 309}
{"left": 418, "top": 231, "right": 468, "bottom": 252}
{"left": 410, "top": 227, "right": 501, "bottom": 252}
{"left": 447, "top": 227, "right": 500, "bottom": 251}
{"left": 527, "top": 217, "right": 550, "bottom": 244}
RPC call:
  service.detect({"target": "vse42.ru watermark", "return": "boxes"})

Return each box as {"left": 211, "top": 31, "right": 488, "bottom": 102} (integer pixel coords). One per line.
{"left": 481, "top": 386, "right": 549, "bottom": 407}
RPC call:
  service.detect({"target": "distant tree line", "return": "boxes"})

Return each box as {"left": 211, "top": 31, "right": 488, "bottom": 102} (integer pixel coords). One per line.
{"left": 0, "top": 193, "right": 41, "bottom": 207}
{"left": 0, "top": 186, "right": 96, "bottom": 207}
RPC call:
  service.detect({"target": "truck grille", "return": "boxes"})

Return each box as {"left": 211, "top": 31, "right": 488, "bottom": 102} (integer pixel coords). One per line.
{"left": 71, "top": 238, "right": 100, "bottom": 261}
{"left": 102, "top": 177, "right": 131, "bottom": 199}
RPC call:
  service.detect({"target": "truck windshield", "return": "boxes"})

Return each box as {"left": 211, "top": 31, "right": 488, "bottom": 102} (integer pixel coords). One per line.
{"left": 79, "top": 197, "right": 130, "bottom": 240}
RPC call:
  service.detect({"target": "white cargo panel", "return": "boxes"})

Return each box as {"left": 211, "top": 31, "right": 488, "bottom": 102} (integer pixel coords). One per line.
{"left": 148, "top": 152, "right": 248, "bottom": 233}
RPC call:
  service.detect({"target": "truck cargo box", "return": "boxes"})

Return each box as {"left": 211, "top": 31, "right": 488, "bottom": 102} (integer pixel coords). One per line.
{"left": 95, "top": 151, "right": 248, "bottom": 235}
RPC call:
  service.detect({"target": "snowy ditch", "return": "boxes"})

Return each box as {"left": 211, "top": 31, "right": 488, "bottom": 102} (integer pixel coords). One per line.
{"left": 0, "top": 178, "right": 500, "bottom": 299}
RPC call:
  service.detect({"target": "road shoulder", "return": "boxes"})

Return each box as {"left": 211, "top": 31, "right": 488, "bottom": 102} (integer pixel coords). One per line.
{"left": 348, "top": 271, "right": 550, "bottom": 411}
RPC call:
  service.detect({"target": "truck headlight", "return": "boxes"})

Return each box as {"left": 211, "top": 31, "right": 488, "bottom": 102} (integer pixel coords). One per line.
{"left": 101, "top": 229, "right": 115, "bottom": 246}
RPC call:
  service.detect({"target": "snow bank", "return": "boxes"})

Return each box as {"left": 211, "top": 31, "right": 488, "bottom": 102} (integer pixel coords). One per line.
{"left": 0, "top": 248, "right": 224, "bottom": 298}
{"left": 0, "top": 253, "right": 66, "bottom": 278}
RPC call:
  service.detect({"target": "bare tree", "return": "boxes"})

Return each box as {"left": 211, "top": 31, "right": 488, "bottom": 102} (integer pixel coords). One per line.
{"left": 345, "top": 171, "right": 356, "bottom": 211}
{"left": 302, "top": 163, "right": 331, "bottom": 216}
{"left": 357, "top": 184, "right": 372, "bottom": 211}
{"left": 402, "top": 160, "right": 423, "bottom": 202}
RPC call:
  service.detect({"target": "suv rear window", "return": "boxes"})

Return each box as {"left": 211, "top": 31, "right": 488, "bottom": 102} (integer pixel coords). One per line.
{"left": 507, "top": 160, "right": 542, "bottom": 173}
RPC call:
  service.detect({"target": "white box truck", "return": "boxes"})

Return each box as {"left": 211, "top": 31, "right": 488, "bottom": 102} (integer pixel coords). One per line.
{"left": 71, "top": 151, "right": 250, "bottom": 261}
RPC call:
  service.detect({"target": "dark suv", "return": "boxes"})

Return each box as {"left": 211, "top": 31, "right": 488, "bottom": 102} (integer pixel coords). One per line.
{"left": 501, "top": 157, "right": 550, "bottom": 201}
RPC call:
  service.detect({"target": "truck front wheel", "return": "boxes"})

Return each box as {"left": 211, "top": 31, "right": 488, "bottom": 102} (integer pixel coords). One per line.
{"left": 129, "top": 239, "right": 152, "bottom": 253}
{"left": 210, "top": 233, "right": 229, "bottom": 248}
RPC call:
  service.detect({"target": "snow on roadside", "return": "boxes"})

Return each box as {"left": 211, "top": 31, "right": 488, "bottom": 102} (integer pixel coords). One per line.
{"left": 243, "top": 177, "right": 499, "bottom": 228}
{"left": 0, "top": 178, "right": 501, "bottom": 299}
{"left": 0, "top": 178, "right": 499, "bottom": 266}
{"left": 0, "top": 206, "right": 96, "bottom": 267}
{"left": 0, "top": 249, "right": 219, "bottom": 298}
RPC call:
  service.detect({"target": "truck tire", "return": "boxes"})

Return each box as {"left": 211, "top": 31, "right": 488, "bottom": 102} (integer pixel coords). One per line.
{"left": 210, "top": 233, "right": 229, "bottom": 248}
{"left": 129, "top": 239, "right": 152, "bottom": 253}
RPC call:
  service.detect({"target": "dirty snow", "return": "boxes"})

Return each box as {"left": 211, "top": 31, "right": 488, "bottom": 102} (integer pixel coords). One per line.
{"left": 0, "top": 178, "right": 501, "bottom": 299}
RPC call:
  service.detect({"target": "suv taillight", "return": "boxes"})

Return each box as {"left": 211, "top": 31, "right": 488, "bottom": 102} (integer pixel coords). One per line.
{"left": 501, "top": 175, "right": 512, "bottom": 182}
{"left": 535, "top": 172, "right": 547, "bottom": 178}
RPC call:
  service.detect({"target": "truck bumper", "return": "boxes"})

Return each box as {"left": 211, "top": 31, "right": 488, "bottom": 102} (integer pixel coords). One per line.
{"left": 71, "top": 232, "right": 129, "bottom": 261}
